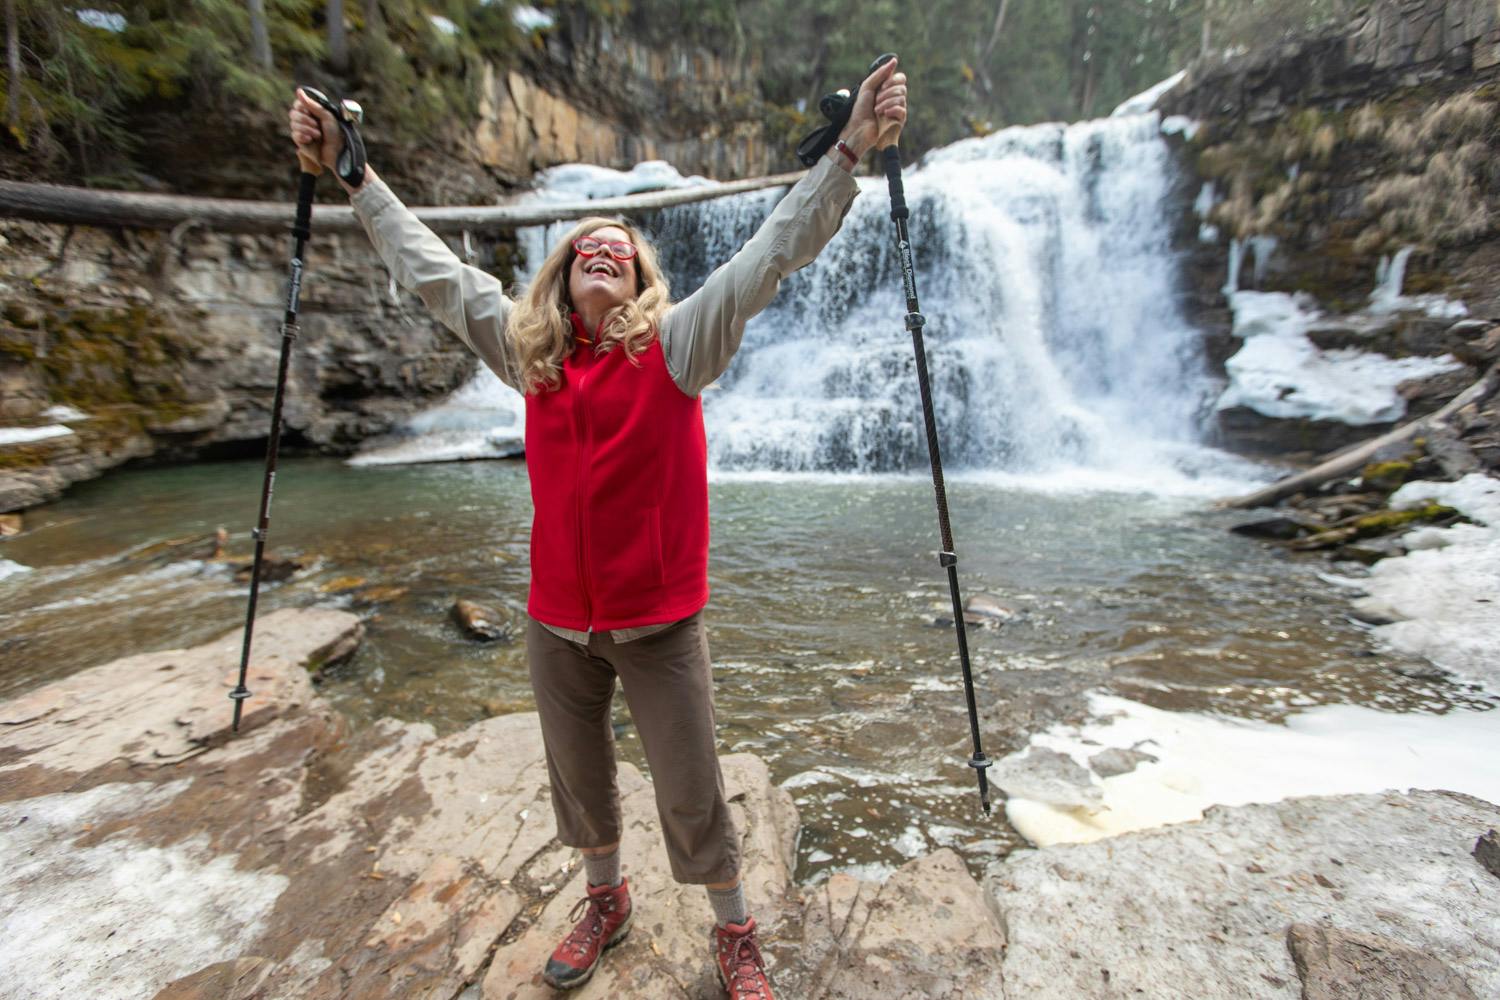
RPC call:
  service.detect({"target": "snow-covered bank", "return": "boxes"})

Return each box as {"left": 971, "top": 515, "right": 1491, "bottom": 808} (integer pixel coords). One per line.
{"left": 1217, "top": 290, "right": 1464, "bottom": 425}
{"left": 997, "top": 692, "right": 1500, "bottom": 847}
{"left": 1352, "top": 473, "right": 1500, "bottom": 688}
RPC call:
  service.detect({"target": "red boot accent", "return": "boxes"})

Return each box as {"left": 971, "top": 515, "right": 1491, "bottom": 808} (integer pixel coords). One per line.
{"left": 713, "top": 916, "right": 775, "bottom": 999}
{"left": 542, "top": 876, "right": 633, "bottom": 990}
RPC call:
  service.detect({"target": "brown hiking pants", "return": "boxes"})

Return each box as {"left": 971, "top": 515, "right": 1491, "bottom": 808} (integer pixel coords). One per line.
{"left": 526, "top": 611, "right": 741, "bottom": 884}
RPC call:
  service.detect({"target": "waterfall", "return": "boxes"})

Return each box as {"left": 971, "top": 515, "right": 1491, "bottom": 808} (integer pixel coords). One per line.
{"left": 355, "top": 111, "right": 1250, "bottom": 492}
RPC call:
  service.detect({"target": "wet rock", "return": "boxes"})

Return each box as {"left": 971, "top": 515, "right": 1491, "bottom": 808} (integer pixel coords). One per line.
{"left": 451, "top": 598, "right": 513, "bottom": 641}
{"left": 1287, "top": 922, "right": 1479, "bottom": 1000}
{"left": 1230, "top": 514, "right": 1313, "bottom": 540}
{"left": 1215, "top": 405, "right": 1381, "bottom": 459}
{"left": 1305, "top": 313, "right": 1402, "bottom": 353}
{"left": 964, "top": 592, "right": 1016, "bottom": 623}
{"left": 1359, "top": 459, "right": 1413, "bottom": 493}
{"left": 1476, "top": 829, "right": 1500, "bottom": 879}
{"left": 992, "top": 747, "right": 1102, "bottom": 811}
{"left": 1087, "top": 747, "right": 1158, "bottom": 778}
{"left": 1334, "top": 536, "right": 1407, "bottom": 565}
{"left": 0, "top": 512, "right": 20, "bottom": 536}
{"left": 0, "top": 608, "right": 361, "bottom": 780}
{"left": 1399, "top": 366, "right": 1480, "bottom": 418}
{"left": 986, "top": 790, "right": 1500, "bottom": 999}
{"left": 1453, "top": 324, "right": 1500, "bottom": 368}
{"left": 231, "top": 553, "right": 302, "bottom": 583}
{"left": 793, "top": 849, "right": 1006, "bottom": 999}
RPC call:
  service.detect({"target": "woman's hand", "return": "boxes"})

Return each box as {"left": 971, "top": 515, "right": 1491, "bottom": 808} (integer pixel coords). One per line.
{"left": 287, "top": 87, "right": 344, "bottom": 175}
{"left": 840, "top": 57, "right": 908, "bottom": 158}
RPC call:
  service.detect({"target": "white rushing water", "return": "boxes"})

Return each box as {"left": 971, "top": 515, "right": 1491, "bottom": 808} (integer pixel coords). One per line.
{"left": 358, "top": 111, "right": 1263, "bottom": 494}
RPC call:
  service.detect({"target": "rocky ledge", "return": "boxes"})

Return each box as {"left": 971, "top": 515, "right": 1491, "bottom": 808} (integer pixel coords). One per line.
{"left": 2, "top": 610, "right": 1494, "bottom": 999}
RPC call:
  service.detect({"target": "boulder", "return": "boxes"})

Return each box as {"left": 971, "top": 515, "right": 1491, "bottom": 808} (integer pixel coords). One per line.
{"left": 991, "top": 747, "right": 1102, "bottom": 811}
{"left": 986, "top": 790, "right": 1500, "bottom": 999}
{"left": 452, "top": 598, "right": 514, "bottom": 642}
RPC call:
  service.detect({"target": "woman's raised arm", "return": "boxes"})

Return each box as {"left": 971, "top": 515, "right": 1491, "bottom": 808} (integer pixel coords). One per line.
{"left": 288, "top": 90, "right": 523, "bottom": 392}
{"left": 658, "top": 58, "right": 905, "bottom": 397}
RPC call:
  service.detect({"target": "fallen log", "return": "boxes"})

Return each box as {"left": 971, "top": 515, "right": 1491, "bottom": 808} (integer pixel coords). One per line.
{"left": 1220, "top": 361, "right": 1500, "bottom": 510}
{"left": 0, "top": 170, "right": 806, "bottom": 236}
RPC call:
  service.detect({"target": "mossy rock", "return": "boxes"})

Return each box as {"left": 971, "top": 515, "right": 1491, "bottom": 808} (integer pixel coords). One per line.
{"left": 1361, "top": 460, "right": 1413, "bottom": 493}
{"left": 1351, "top": 502, "right": 1458, "bottom": 537}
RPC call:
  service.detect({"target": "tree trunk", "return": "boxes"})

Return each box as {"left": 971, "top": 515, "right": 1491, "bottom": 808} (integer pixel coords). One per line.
{"left": 5, "top": 0, "right": 20, "bottom": 138}
{"left": 248, "top": 0, "right": 273, "bottom": 71}
{"left": 363, "top": 0, "right": 382, "bottom": 34}
{"left": 0, "top": 171, "right": 808, "bottom": 235}
{"left": 327, "top": 0, "right": 347, "bottom": 73}
{"left": 971, "top": 0, "right": 1010, "bottom": 104}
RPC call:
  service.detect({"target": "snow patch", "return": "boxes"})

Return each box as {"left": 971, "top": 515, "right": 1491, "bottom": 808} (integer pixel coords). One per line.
{"left": 1352, "top": 474, "right": 1500, "bottom": 688}
{"left": 1160, "top": 115, "right": 1199, "bottom": 141}
{"left": 41, "top": 404, "right": 89, "bottom": 422}
{"left": 1217, "top": 291, "right": 1464, "bottom": 425}
{"left": 511, "top": 4, "right": 554, "bottom": 31}
{"left": 1002, "top": 692, "right": 1500, "bottom": 847}
{"left": 75, "top": 8, "right": 126, "bottom": 32}
{"left": 525, "top": 160, "right": 710, "bottom": 203}
{"left": 1111, "top": 70, "right": 1186, "bottom": 117}
{"left": 0, "top": 781, "right": 288, "bottom": 1000}
{"left": 0, "top": 424, "right": 75, "bottom": 445}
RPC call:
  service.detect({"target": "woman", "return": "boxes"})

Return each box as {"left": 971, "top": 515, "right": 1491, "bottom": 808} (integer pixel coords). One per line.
{"left": 289, "top": 58, "right": 906, "bottom": 997}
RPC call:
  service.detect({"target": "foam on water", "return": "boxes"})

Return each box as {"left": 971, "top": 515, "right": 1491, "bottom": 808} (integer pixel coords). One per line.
{"left": 1002, "top": 692, "right": 1500, "bottom": 847}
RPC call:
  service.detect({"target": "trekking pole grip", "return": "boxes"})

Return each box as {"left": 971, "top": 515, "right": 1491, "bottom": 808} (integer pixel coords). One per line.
{"left": 882, "top": 146, "right": 908, "bottom": 220}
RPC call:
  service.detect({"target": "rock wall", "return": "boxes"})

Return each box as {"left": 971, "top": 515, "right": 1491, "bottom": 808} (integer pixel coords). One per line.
{"left": 475, "top": 12, "right": 771, "bottom": 184}
{"left": 0, "top": 217, "right": 478, "bottom": 512}
{"left": 1163, "top": 0, "right": 1500, "bottom": 457}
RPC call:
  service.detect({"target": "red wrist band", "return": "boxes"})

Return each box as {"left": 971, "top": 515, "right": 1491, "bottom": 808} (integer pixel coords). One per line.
{"left": 835, "top": 139, "right": 859, "bottom": 167}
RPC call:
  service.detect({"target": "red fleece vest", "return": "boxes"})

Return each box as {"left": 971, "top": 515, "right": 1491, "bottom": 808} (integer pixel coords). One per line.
{"left": 523, "top": 314, "right": 710, "bottom": 630}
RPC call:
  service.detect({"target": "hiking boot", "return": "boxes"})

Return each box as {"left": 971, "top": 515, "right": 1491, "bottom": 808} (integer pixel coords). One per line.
{"left": 542, "top": 876, "right": 633, "bottom": 989}
{"left": 713, "top": 916, "right": 775, "bottom": 999}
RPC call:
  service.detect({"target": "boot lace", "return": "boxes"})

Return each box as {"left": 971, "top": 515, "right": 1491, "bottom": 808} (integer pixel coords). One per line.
{"left": 723, "top": 927, "right": 772, "bottom": 999}
{"left": 560, "top": 894, "right": 606, "bottom": 961}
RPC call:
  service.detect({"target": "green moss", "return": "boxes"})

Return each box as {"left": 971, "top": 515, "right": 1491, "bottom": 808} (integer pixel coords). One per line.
{"left": 1352, "top": 503, "right": 1458, "bottom": 537}
{"left": 1361, "top": 460, "right": 1412, "bottom": 492}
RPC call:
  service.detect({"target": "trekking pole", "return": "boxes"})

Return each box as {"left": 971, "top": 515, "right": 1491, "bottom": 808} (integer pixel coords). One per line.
{"left": 230, "top": 87, "right": 365, "bottom": 732}
{"left": 876, "top": 104, "right": 993, "bottom": 814}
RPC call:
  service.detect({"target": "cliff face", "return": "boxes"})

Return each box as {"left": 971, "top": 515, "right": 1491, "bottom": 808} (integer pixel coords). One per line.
{"left": 473, "top": 11, "right": 770, "bottom": 186}
{"left": 0, "top": 218, "right": 478, "bottom": 512}
{"left": 1164, "top": 0, "right": 1500, "bottom": 456}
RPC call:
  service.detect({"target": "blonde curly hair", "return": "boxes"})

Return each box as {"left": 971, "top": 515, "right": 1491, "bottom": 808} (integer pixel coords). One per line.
{"left": 507, "top": 216, "right": 672, "bottom": 394}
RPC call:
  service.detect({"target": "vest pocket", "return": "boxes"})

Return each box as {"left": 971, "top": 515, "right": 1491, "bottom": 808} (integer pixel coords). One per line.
{"left": 591, "top": 504, "right": 666, "bottom": 617}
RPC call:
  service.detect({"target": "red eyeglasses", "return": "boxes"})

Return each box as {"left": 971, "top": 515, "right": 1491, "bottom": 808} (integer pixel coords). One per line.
{"left": 573, "top": 236, "right": 638, "bottom": 262}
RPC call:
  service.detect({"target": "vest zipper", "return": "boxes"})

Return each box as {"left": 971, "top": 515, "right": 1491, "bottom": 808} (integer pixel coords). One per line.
{"left": 573, "top": 370, "right": 593, "bottom": 632}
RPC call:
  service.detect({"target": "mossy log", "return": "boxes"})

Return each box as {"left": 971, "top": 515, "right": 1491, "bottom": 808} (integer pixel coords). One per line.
{"left": 1221, "top": 361, "right": 1500, "bottom": 509}
{"left": 0, "top": 171, "right": 806, "bottom": 235}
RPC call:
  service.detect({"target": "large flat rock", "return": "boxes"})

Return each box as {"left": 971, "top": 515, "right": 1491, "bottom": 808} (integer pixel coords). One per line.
{"left": 0, "top": 610, "right": 802, "bottom": 1000}
{"left": 987, "top": 789, "right": 1500, "bottom": 999}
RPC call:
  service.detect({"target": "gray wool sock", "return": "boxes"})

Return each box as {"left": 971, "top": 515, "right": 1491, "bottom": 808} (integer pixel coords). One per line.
{"left": 707, "top": 883, "right": 749, "bottom": 927}
{"left": 583, "top": 847, "right": 622, "bottom": 888}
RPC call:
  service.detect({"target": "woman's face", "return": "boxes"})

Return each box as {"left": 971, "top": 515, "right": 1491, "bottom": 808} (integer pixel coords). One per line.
{"left": 567, "top": 224, "right": 639, "bottom": 319}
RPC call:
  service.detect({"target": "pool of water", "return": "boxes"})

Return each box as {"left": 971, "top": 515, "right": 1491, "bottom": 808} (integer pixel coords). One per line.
{"left": 2, "top": 457, "right": 1492, "bottom": 884}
